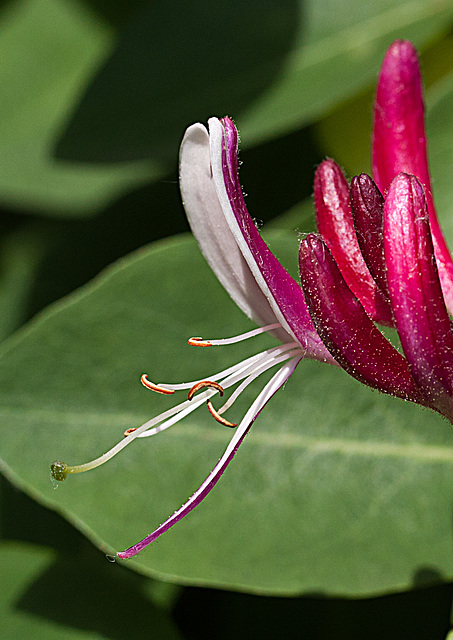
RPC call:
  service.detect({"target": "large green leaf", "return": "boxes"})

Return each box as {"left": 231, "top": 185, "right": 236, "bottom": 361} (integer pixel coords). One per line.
{"left": 56, "top": 0, "right": 453, "bottom": 164}
{"left": 1, "top": 232, "right": 453, "bottom": 596}
{"left": 0, "top": 0, "right": 155, "bottom": 216}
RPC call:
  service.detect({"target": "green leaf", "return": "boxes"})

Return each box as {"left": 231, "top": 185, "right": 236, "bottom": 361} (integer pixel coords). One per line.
{"left": 56, "top": 0, "right": 300, "bottom": 163}
{"left": 1, "top": 232, "right": 453, "bottom": 595}
{"left": 426, "top": 62, "right": 453, "bottom": 241}
{"left": 241, "top": 0, "right": 453, "bottom": 145}
{"left": 0, "top": 0, "right": 155, "bottom": 216}
{"left": 0, "top": 543, "right": 88, "bottom": 639}
{"left": 0, "top": 541, "right": 181, "bottom": 639}
{"left": 56, "top": 0, "right": 453, "bottom": 164}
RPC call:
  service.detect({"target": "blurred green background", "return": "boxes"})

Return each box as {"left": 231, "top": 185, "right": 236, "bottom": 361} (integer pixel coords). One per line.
{"left": 2, "top": 0, "right": 453, "bottom": 637}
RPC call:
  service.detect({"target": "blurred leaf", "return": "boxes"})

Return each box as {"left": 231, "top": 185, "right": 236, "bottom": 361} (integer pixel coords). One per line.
{"left": 0, "top": 543, "right": 92, "bottom": 639}
{"left": 312, "top": 32, "right": 453, "bottom": 244}
{"left": 81, "top": 0, "right": 148, "bottom": 28}
{"left": 0, "top": 226, "right": 51, "bottom": 341}
{"left": 263, "top": 197, "right": 315, "bottom": 231}
{"left": 0, "top": 541, "right": 182, "bottom": 639}
{"left": 1, "top": 471, "right": 89, "bottom": 553}
{"left": 0, "top": 0, "right": 155, "bottom": 216}
{"left": 1, "top": 233, "right": 453, "bottom": 595}
{"left": 241, "top": 0, "right": 453, "bottom": 145}
{"left": 14, "top": 179, "right": 187, "bottom": 325}
{"left": 314, "top": 33, "right": 453, "bottom": 180}
{"left": 57, "top": 0, "right": 453, "bottom": 165}
{"left": 56, "top": 0, "right": 300, "bottom": 162}
{"left": 314, "top": 89, "right": 373, "bottom": 179}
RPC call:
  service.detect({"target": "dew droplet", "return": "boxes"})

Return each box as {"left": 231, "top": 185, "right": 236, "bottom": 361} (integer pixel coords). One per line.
{"left": 106, "top": 554, "right": 117, "bottom": 563}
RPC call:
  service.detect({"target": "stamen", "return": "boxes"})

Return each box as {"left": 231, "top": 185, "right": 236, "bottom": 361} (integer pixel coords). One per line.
{"left": 140, "top": 374, "right": 175, "bottom": 395}
{"left": 206, "top": 400, "right": 238, "bottom": 427}
{"left": 50, "top": 389, "right": 216, "bottom": 480}
{"left": 50, "top": 342, "right": 303, "bottom": 483}
{"left": 215, "top": 349, "right": 302, "bottom": 415}
{"left": 117, "top": 355, "right": 303, "bottom": 559}
{"left": 138, "top": 343, "right": 302, "bottom": 437}
{"left": 124, "top": 428, "right": 137, "bottom": 437}
{"left": 188, "top": 337, "right": 212, "bottom": 347}
{"left": 188, "top": 322, "right": 281, "bottom": 347}
{"left": 149, "top": 342, "right": 299, "bottom": 393}
{"left": 188, "top": 380, "right": 224, "bottom": 400}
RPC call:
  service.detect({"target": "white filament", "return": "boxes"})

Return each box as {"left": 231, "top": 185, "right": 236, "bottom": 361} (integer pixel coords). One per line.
{"left": 66, "top": 327, "right": 303, "bottom": 474}
{"left": 138, "top": 342, "right": 302, "bottom": 438}
{"left": 155, "top": 341, "right": 298, "bottom": 391}
{"left": 197, "top": 322, "right": 282, "bottom": 345}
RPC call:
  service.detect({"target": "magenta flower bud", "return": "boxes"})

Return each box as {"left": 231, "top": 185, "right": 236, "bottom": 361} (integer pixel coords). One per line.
{"left": 314, "top": 160, "right": 392, "bottom": 325}
{"left": 350, "top": 173, "right": 388, "bottom": 299}
{"left": 299, "top": 233, "right": 422, "bottom": 403}
{"left": 373, "top": 39, "right": 453, "bottom": 314}
{"left": 384, "top": 173, "right": 453, "bottom": 421}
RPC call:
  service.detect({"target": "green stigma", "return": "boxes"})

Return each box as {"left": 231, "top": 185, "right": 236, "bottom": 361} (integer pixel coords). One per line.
{"left": 50, "top": 460, "right": 68, "bottom": 482}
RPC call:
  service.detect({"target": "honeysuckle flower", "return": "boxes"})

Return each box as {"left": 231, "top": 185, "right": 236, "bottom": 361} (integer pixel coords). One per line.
{"left": 50, "top": 116, "right": 335, "bottom": 558}
{"left": 299, "top": 39, "right": 453, "bottom": 424}
{"left": 51, "top": 38, "right": 453, "bottom": 560}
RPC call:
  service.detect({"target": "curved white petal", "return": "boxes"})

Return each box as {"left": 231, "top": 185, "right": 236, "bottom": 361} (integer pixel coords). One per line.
{"left": 208, "top": 117, "right": 334, "bottom": 362}
{"left": 179, "top": 122, "right": 292, "bottom": 343}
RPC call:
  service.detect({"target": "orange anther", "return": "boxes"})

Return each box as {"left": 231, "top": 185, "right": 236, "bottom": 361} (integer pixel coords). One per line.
{"left": 124, "top": 428, "right": 137, "bottom": 437}
{"left": 206, "top": 401, "right": 238, "bottom": 428}
{"left": 188, "top": 337, "right": 212, "bottom": 347}
{"left": 188, "top": 380, "right": 224, "bottom": 401}
{"left": 140, "top": 374, "right": 175, "bottom": 395}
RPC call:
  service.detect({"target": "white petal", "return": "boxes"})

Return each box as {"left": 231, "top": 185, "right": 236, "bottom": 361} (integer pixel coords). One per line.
{"left": 179, "top": 122, "right": 291, "bottom": 339}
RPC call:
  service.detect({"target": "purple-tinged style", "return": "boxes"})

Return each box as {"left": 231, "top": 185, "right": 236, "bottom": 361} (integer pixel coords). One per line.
{"left": 373, "top": 39, "right": 453, "bottom": 313}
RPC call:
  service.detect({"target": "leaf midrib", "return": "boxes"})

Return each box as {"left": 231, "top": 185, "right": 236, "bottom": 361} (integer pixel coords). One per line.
{"left": 0, "top": 404, "right": 451, "bottom": 463}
